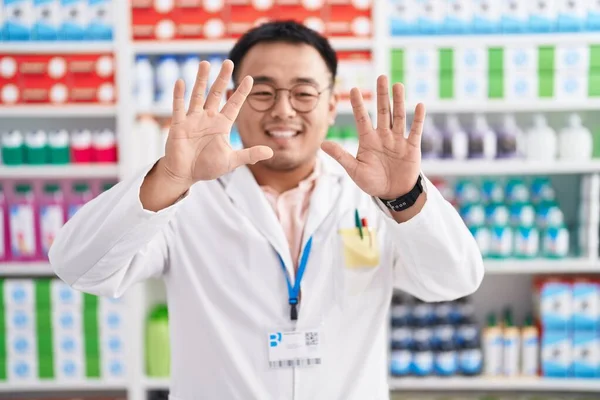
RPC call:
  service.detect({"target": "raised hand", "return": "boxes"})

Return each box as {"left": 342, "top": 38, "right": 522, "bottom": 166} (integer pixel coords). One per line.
{"left": 321, "top": 75, "right": 424, "bottom": 200}
{"left": 161, "top": 60, "right": 273, "bottom": 186}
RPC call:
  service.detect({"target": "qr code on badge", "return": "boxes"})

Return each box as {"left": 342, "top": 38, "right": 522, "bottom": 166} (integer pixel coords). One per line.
{"left": 305, "top": 331, "right": 319, "bottom": 346}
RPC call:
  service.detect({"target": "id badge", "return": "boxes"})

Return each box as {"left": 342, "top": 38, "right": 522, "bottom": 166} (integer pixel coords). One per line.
{"left": 267, "top": 329, "right": 322, "bottom": 369}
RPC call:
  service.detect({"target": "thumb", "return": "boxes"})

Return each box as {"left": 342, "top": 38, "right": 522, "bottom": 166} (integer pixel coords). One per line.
{"left": 229, "top": 145, "right": 274, "bottom": 170}
{"left": 321, "top": 141, "right": 358, "bottom": 176}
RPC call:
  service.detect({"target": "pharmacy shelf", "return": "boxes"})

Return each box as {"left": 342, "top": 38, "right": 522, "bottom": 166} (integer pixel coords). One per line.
{"left": 419, "top": 100, "right": 600, "bottom": 114}
{"left": 133, "top": 37, "right": 372, "bottom": 54}
{"left": 0, "top": 380, "right": 127, "bottom": 392}
{"left": 390, "top": 32, "right": 600, "bottom": 49}
{"left": 421, "top": 159, "right": 600, "bottom": 176}
{"left": 143, "top": 377, "right": 170, "bottom": 390}
{"left": 0, "top": 262, "right": 55, "bottom": 277}
{"left": 137, "top": 102, "right": 358, "bottom": 117}
{"left": 484, "top": 258, "right": 599, "bottom": 275}
{"left": 388, "top": 377, "right": 600, "bottom": 392}
{"left": 0, "top": 105, "right": 117, "bottom": 118}
{"left": 0, "top": 42, "right": 114, "bottom": 54}
{"left": 0, "top": 164, "right": 119, "bottom": 179}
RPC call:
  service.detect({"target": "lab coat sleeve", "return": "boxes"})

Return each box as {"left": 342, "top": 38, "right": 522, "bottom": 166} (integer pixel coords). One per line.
{"left": 48, "top": 163, "right": 180, "bottom": 299}
{"left": 375, "top": 175, "right": 485, "bottom": 302}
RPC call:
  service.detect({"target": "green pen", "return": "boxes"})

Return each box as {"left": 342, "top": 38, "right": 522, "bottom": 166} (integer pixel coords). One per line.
{"left": 354, "top": 209, "right": 364, "bottom": 239}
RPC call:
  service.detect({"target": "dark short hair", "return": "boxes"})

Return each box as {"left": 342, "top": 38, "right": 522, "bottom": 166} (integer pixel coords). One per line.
{"left": 228, "top": 20, "right": 338, "bottom": 85}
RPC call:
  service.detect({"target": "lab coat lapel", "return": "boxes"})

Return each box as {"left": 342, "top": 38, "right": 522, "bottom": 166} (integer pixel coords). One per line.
{"left": 223, "top": 165, "right": 295, "bottom": 279}
{"left": 300, "top": 153, "right": 345, "bottom": 251}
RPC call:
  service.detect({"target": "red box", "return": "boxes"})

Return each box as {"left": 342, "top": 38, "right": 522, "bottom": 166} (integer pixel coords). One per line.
{"left": 275, "top": 0, "right": 328, "bottom": 34}
{"left": 68, "top": 54, "right": 116, "bottom": 104}
{"left": 335, "top": 50, "right": 373, "bottom": 103}
{"left": 227, "top": 0, "right": 274, "bottom": 39}
{"left": 325, "top": 0, "right": 372, "bottom": 38}
{"left": 0, "top": 55, "right": 22, "bottom": 105}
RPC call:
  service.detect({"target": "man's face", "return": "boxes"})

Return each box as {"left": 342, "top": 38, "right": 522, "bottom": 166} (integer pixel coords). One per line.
{"left": 233, "top": 42, "right": 338, "bottom": 171}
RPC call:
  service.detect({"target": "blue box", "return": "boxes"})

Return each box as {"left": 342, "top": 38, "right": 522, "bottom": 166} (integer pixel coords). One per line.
{"left": 542, "top": 330, "right": 572, "bottom": 378}
{"left": 572, "top": 330, "right": 599, "bottom": 378}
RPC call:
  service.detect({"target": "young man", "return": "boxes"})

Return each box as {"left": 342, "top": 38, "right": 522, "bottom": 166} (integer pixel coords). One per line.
{"left": 49, "top": 21, "right": 484, "bottom": 400}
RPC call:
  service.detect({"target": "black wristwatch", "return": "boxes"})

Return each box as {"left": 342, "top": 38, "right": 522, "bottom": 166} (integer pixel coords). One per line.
{"left": 380, "top": 175, "right": 424, "bottom": 212}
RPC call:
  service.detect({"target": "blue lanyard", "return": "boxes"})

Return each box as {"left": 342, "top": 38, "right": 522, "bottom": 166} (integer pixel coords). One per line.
{"left": 276, "top": 236, "right": 313, "bottom": 321}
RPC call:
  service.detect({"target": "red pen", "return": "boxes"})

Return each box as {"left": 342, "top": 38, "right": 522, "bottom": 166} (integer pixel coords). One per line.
{"left": 361, "top": 218, "right": 372, "bottom": 247}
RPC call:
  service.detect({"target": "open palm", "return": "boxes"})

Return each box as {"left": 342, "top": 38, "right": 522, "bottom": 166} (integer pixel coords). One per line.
{"left": 163, "top": 60, "right": 273, "bottom": 185}
{"left": 321, "top": 76, "right": 424, "bottom": 200}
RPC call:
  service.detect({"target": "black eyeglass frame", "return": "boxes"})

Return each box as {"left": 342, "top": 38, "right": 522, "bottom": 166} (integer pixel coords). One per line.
{"left": 237, "top": 81, "right": 334, "bottom": 113}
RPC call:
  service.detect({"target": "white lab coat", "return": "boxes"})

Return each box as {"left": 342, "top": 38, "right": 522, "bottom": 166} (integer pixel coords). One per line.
{"left": 49, "top": 152, "right": 484, "bottom": 400}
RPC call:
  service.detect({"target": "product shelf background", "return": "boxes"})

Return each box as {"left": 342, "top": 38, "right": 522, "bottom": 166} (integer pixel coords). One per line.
{"left": 2, "top": 1, "right": 600, "bottom": 399}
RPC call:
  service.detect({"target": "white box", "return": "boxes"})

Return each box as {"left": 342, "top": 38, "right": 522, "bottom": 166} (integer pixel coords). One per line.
{"left": 557, "top": 0, "right": 587, "bottom": 20}
{"left": 501, "top": 0, "right": 529, "bottom": 32}
{"left": 472, "top": 0, "right": 501, "bottom": 32}
{"left": 405, "top": 47, "right": 439, "bottom": 72}
{"left": 417, "top": 0, "right": 445, "bottom": 34}
{"left": 556, "top": 46, "right": 589, "bottom": 71}
{"left": 589, "top": 1, "right": 600, "bottom": 30}
{"left": 101, "top": 333, "right": 126, "bottom": 358}
{"left": 54, "top": 356, "right": 84, "bottom": 380}
{"left": 0, "top": 1, "right": 4, "bottom": 40}
{"left": 505, "top": 46, "right": 537, "bottom": 71}
{"left": 51, "top": 279, "right": 82, "bottom": 308}
{"left": 6, "top": 308, "right": 36, "bottom": 332}
{"left": 33, "top": 0, "right": 60, "bottom": 39}
{"left": 53, "top": 333, "right": 83, "bottom": 357}
{"left": 60, "top": 0, "right": 87, "bottom": 38}
{"left": 390, "top": 0, "right": 419, "bottom": 35}
{"left": 4, "top": 0, "right": 34, "bottom": 39}
{"left": 405, "top": 70, "right": 439, "bottom": 103}
{"left": 102, "top": 356, "right": 126, "bottom": 380}
{"left": 455, "top": 46, "right": 488, "bottom": 71}
{"left": 87, "top": 0, "right": 113, "bottom": 39}
{"left": 7, "top": 331, "right": 37, "bottom": 358}
{"left": 4, "top": 280, "right": 35, "bottom": 308}
{"left": 52, "top": 308, "right": 82, "bottom": 334}
{"left": 455, "top": 70, "right": 487, "bottom": 101}
{"left": 555, "top": 70, "right": 588, "bottom": 100}
{"left": 542, "top": 331, "right": 572, "bottom": 377}
{"left": 444, "top": 0, "right": 473, "bottom": 33}
{"left": 505, "top": 70, "right": 538, "bottom": 100}
{"left": 529, "top": 0, "right": 557, "bottom": 32}
{"left": 98, "top": 308, "right": 125, "bottom": 334}
{"left": 7, "top": 357, "right": 38, "bottom": 382}
{"left": 572, "top": 281, "right": 600, "bottom": 329}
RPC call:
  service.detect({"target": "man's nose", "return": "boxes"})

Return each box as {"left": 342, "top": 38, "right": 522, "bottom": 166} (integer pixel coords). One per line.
{"left": 270, "top": 92, "right": 296, "bottom": 119}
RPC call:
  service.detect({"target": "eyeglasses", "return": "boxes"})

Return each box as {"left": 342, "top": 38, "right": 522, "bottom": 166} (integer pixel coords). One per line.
{"left": 244, "top": 82, "right": 331, "bottom": 113}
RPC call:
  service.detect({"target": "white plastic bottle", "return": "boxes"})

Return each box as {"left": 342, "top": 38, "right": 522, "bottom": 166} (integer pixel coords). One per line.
{"left": 133, "top": 116, "right": 162, "bottom": 168}
{"left": 558, "top": 113, "right": 592, "bottom": 160}
{"left": 496, "top": 114, "right": 523, "bottom": 158}
{"left": 134, "top": 56, "right": 155, "bottom": 110}
{"left": 469, "top": 114, "right": 497, "bottom": 160}
{"left": 525, "top": 114, "right": 557, "bottom": 161}
{"left": 443, "top": 115, "right": 469, "bottom": 160}
{"left": 180, "top": 55, "right": 201, "bottom": 108}
{"left": 155, "top": 55, "right": 180, "bottom": 108}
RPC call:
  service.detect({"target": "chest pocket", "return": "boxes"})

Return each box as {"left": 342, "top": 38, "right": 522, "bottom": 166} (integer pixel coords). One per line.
{"left": 336, "top": 209, "right": 383, "bottom": 297}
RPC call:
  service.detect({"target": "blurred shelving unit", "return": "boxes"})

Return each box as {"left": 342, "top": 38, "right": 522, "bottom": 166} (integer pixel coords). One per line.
{"left": 2, "top": 1, "right": 600, "bottom": 399}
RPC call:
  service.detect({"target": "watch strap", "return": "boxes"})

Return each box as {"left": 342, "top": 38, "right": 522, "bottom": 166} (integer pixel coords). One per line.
{"left": 380, "top": 175, "right": 424, "bottom": 212}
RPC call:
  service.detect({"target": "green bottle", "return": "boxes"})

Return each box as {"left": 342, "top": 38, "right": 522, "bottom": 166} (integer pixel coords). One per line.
{"left": 146, "top": 304, "right": 170, "bottom": 377}
{"left": 1, "top": 130, "right": 25, "bottom": 165}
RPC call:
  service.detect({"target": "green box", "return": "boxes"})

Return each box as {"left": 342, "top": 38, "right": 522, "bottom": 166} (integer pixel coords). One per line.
{"left": 439, "top": 48, "right": 454, "bottom": 72}
{"left": 488, "top": 73, "right": 504, "bottom": 99}
{"left": 391, "top": 70, "right": 404, "bottom": 85}
{"left": 85, "top": 356, "right": 101, "bottom": 378}
{"left": 439, "top": 71, "right": 454, "bottom": 99}
{"left": 488, "top": 48, "right": 504, "bottom": 72}
{"left": 538, "top": 46, "right": 555, "bottom": 72}
{"left": 589, "top": 70, "right": 600, "bottom": 97}
{"left": 38, "top": 357, "right": 54, "bottom": 379}
{"left": 590, "top": 45, "right": 600, "bottom": 70}
{"left": 0, "top": 357, "right": 6, "bottom": 381}
{"left": 538, "top": 71, "right": 555, "bottom": 98}
{"left": 390, "top": 49, "right": 404, "bottom": 71}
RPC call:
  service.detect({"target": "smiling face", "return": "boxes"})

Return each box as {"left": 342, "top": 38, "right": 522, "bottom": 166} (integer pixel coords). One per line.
{"left": 233, "top": 42, "right": 338, "bottom": 171}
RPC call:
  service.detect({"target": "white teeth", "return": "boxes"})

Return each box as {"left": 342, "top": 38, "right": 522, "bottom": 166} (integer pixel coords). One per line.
{"left": 269, "top": 130, "right": 296, "bottom": 138}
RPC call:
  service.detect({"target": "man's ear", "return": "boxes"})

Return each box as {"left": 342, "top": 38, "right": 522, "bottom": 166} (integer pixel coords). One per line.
{"left": 328, "top": 89, "right": 339, "bottom": 126}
